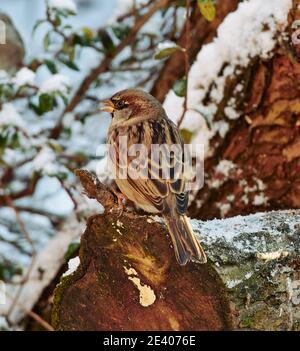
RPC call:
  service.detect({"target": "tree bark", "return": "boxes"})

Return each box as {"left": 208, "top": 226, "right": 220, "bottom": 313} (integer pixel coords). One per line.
{"left": 189, "top": 0, "right": 300, "bottom": 220}
{"left": 52, "top": 171, "right": 300, "bottom": 331}
{"left": 150, "top": 0, "right": 241, "bottom": 102}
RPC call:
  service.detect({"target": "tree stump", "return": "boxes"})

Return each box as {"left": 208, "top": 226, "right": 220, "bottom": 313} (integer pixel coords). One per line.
{"left": 52, "top": 212, "right": 232, "bottom": 331}
{"left": 52, "top": 171, "right": 300, "bottom": 331}
{"left": 51, "top": 171, "right": 232, "bottom": 331}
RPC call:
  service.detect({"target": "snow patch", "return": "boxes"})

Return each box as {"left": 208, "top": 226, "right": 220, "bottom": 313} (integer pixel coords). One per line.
{"left": 218, "top": 203, "right": 231, "bottom": 217}
{"left": 215, "top": 160, "right": 236, "bottom": 176}
{"left": 77, "top": 195, "right": 104, "bottom": 215}
{"left": 12, "top": 67, "right": 36, "bottom": 87}
{"left": 32, "top": 147, "right": 55, "bottom": 173}
{"left": 0, "top": 103, "right": 26, "bottom": 130}
{"left": 63, "top": 256, "right": 80, "bottom": 277}
{"left": 39, "top": 74, "right": 70, "bottom": 95}
{"left": 48, "top": 0, "right": 77, "bottom": 13}
{"left": 163, "top": 0, "right": 293, "bottom": 144}
{"left": 253, "top": 194, "right": 268, "bottom": 206}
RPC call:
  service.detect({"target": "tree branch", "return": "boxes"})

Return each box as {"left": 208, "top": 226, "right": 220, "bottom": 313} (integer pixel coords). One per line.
{"left": 50, "top": 0, "right": 171, "bottom": 139}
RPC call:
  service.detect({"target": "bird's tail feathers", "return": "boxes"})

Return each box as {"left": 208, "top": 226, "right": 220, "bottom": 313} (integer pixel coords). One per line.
{"left": 163, "top": 213, "right": 207, "bottom": 265}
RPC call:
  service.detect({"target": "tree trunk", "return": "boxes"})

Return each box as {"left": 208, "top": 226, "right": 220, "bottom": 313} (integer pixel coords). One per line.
{"left": 189, "top": 0, "right": 300, "bottom": 220}
{"left": 52, "top": 171, "right": 300, "bottom": 331}
{"left": 150, "top": 0, "right": 241, "bottom": 102}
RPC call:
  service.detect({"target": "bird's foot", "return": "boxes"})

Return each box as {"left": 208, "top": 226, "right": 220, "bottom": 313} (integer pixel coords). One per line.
{"left": 116, "top": 194, "right": 127, "bottom": 217}
{"left": 109, "top": 186, "right": 127, "bottom": 217}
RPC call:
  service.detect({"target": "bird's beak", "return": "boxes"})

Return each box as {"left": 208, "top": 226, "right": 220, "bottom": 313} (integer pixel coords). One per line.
{"left": 99, "top": 99, "right": 115, "bottom": 113}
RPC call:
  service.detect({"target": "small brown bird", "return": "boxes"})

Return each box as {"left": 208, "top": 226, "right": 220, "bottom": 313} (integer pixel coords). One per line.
{"left": 0, "top": 13, "right": 25, "bottom": 74}
{"left": 102, "top": 89, "right": 207, "bottom": 265}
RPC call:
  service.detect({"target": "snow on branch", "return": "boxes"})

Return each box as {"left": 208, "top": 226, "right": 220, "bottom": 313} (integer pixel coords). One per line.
{"left": 163, "top": 0, "right": 293, "bottom": 146}
{"left": 192, "top": 209, "right": 300, "bottom": 265}
{"left": 48, "top": 0, "right": 77, "bottom": 14}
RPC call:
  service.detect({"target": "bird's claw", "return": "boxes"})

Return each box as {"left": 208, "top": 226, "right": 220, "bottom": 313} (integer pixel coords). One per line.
{"left": 109, "top": 186, "right": 127, "bottom": 217}
{"left": 116, "top": 194, "right": 127, "bottom": 218}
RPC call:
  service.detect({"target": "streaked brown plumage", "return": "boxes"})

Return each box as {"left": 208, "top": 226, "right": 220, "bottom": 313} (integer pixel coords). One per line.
{"left": 103, "top": 88, "right": 207, "bottom": 265}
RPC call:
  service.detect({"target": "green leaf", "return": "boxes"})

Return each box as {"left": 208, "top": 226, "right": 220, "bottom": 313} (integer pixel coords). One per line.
{"left": 48, "top": 140, "right": 63, "bottom": 153}
{"left": 39, "top": 93, "right": 55, "bottom": 113}
{"left": 11, "top": 132, "right": 20, "bottom": 149}
{"left": 81, "top": 27, "right": 94, "bottom": 41}
{"left": 0, "top": 132, "right": 8, "bottom": 153}
{"left": 44, "top": 59, "right": 58, "bottom": 74}
{"left": 112, "top": 25, "right": 130, "bottom": 41}
{"left": 0, "top": 261, "right": 22, "bottom": 281}
{"left": 32, "top": 19, "right": 46, "bottom": 36}
{"left": 155, "top": 42, "right": 182, "bottom": 60}
{"left": 59, "top": 58, "right": 80, "bottom": 71}
{"left": 73, "top": 33, "right": 90, "bottom": 46}
{"left": 29, "top": 101, "right": 43, "bottom": 116}
{"left": 176, "top": 0, "right": 186, "bottom": 7}
{"left": 180, "top": 129, "right": 194, "bottom": 144}
{"left": 198, "top": 0, "right": 216, "bottom": 21}
{"left": 172, "top": 78, "right": 187, "bottom": 97}
{"left": 64, "top": 242, "right": 80, "bottom": 261}
{"left": 58, "top": 93, "right": 69, "bottom": 106}
{"left": 54, "top": 14, "right": 62, "bottom": 27}
{"left": 98, "top": 29, "right": 115, "bottom": 53}
{"left": 43, "top": 31, "right": 51, "bottom": 51}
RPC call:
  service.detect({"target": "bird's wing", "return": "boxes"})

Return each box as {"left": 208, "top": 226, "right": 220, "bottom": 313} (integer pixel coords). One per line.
{"left": 110, "top": 117, "right": 189, "bottom": 214}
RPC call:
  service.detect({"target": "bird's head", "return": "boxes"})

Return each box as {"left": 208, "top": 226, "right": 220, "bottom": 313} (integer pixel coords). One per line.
{"left": 100, "top": 89, "right": 165, "bottom": 126}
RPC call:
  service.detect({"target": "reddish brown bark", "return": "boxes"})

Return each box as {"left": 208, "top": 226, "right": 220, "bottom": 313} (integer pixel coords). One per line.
{"left": 189, "top": 0, "right": 300, "bottom": 220}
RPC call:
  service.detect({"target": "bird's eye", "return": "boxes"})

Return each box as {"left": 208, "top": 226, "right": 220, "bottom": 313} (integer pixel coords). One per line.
{"left": 114, "top": 99, "right": 128, "bottom": 110}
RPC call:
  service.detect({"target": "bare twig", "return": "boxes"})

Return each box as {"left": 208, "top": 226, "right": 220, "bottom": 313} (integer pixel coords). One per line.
{"left": 3, "top": 196, "right": 37, "bottom": 320}
{"left": 75, "top": 169, "right": 117, "bottom": 212}
{"left": 58, "top": 178, "right": 78, "bottom": 210}
{"left": 0, "top": 286, "right": 54, "bottom": 331}
{"left": 0, "top": 173, "right": 40, "bottom": 206}
{"left": 116, "top": 0, "right": 153, "bottom": 22}
{"left": 4, "top": 196, "right": 36, "bottom": 253}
